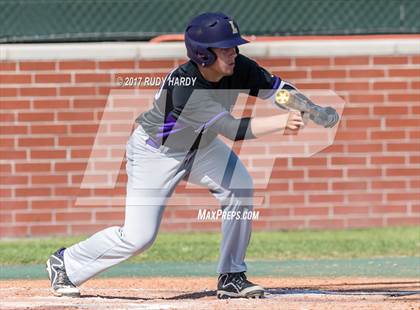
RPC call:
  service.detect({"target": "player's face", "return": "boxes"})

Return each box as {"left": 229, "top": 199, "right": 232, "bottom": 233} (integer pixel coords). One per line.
{"left": 212, "top": 47, "right": 237, "bottom": 76}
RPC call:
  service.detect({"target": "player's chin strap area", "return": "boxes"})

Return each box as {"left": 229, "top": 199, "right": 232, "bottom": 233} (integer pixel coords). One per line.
{"left": 274, "top": 88, "right": 339, "bottom": 128}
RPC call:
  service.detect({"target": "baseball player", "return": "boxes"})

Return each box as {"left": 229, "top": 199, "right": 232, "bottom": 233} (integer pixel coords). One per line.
{"left": 46, "top": 12, "right": 336, "bottom": 299}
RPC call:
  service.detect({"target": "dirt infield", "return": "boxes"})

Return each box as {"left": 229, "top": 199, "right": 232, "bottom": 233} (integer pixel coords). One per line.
{"left": 1, "top": 277, "right": 419, "bottom": 309}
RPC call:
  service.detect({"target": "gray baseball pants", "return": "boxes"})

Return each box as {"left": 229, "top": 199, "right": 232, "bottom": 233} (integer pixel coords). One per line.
{"left": 64, "top": 125, "right": 254, "bottom": 286}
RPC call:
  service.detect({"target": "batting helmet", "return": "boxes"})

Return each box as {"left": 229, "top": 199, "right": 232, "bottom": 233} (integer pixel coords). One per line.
{"left": 184, "top": 12, "right": 249, "bottom": 67}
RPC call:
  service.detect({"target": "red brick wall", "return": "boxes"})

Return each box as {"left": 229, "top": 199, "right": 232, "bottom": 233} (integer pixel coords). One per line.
{"left": 1, "top": 53, "right": 419, "bottom": 237}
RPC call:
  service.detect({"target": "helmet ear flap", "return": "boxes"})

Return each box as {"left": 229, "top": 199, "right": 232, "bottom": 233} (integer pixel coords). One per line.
{"left": 195, "top": 46, "right": 216, "bottom": 66}
{"left": 205, "top": 48, "right": 217, "bottom": 66}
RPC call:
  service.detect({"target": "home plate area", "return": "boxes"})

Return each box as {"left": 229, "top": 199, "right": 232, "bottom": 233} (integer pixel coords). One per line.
{"left": 1, "top": 277, "right": 419, "bottom": 309}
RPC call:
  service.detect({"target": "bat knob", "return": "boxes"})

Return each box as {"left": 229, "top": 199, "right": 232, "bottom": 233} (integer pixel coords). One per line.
{"left": 275, "top": 89, "right": 290, "bottom": 105}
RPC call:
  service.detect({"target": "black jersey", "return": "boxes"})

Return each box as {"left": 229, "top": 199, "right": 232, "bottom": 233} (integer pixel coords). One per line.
{"left": 137, "top": 54, "right": 281, "bottom": 151}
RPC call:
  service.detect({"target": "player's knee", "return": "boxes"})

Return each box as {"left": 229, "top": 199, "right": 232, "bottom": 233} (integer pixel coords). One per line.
{"left": 130, "top": 235, "right": 157, "bottom": 253}
{"left": 231, "top": 174, "right": 254, "bottom": 199}
{"left": 241, "top": 172, "right": 254, "bottom": 192}
{"left": 122, "top": 228, "right": 158, "bottom": 253}
{"left": 218, "top": 174, "right": 253, "bottom": 210}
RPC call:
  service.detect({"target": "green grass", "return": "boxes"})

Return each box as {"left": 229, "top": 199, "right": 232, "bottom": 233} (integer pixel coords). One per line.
{"left": 0, "top": 226, "right": 418, "bottom": 265}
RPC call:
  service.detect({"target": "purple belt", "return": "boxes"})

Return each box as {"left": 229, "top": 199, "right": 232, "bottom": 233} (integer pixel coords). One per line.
{"left": 146, "top": 137, "right": 160, "bottom": 149}
{"left": 146, "top": 137, "right": 194, "bottom": 153}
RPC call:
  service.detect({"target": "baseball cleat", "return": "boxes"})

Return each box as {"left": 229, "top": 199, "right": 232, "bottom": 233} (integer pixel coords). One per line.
{"left": 217, "top": 272, "right": 264, "bottom": 299}
{"left": 46, "top": 247, "right": 80, "bottom": 297}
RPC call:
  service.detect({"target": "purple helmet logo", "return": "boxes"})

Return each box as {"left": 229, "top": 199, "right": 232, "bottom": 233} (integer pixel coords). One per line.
{"left": 184, "top": 12, "right": 249, "bottom": 67}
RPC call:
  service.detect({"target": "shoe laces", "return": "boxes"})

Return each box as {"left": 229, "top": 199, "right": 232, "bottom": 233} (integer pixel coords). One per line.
{"left": 231, "top": 272, "right": 249, "bottom": 286}
{"left": 56, "top": 267, "right": 75, "bottom": 287}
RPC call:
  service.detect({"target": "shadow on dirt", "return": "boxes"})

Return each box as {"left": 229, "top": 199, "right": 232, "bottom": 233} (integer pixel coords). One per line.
{"left": 166, "top": 290, "right": 216, "bottom": 300}
{"left": 82, "top": 290, "right": 218, "bottom": 300}
{"left": 82, "top": 294, "right": 153, "bottom": 301}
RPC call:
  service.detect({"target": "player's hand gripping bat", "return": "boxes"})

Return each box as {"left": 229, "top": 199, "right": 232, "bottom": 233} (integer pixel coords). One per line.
{"left": 275, "top": 89, "right": 339, "bottom": 128}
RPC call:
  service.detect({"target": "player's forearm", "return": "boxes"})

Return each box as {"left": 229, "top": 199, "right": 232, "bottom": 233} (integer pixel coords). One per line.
{"left": 213, "top": 114, "right": 288, "bottom": 140}
{"left": 212, "top": 111, "right": 302, "bottom": 141}
{"left": 250, "top": 114, "right": 289, "bottom": 138}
